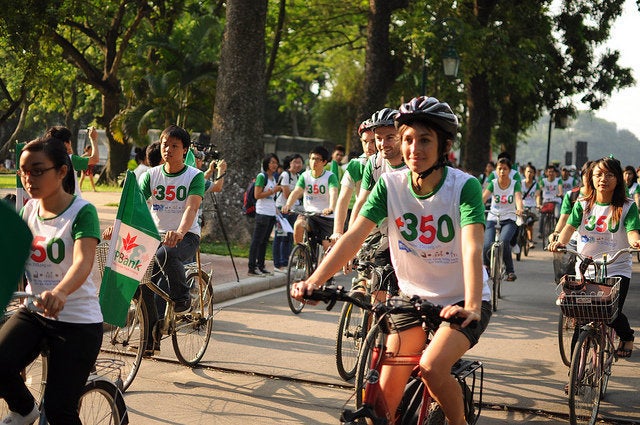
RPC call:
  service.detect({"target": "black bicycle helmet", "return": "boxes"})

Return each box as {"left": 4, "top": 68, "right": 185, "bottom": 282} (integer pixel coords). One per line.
{"left": 394, "top": 96, "right": 458, "bottom": 138}
{"left": 395, "top": 96, "right": 458, "bottom": 182}
{"left": 357, "top": 118, "right": 373, "bottom": 136}
{"left": 369, "top": 108, "right": 399, "bottom": 130}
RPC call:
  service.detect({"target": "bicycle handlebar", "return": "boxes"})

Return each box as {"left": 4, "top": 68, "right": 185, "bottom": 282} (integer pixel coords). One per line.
{"left": 553, "top": 247, "right": 639, "bottom": 265}
{"left": 304, "top": 285, "right": 474, "bottom": 328}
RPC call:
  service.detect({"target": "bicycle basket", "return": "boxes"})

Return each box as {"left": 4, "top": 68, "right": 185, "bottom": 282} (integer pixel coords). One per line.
{"left": 556, "top": 276, "right": 621, "bottom": 322}
{"left": 540, "top": 202, "right": 555, "bottom": 214}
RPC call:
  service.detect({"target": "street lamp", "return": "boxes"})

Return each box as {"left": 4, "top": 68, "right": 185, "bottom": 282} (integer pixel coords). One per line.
{"left": 421, "top": 45, "right": 461, "bottom": 96}
{"left": 545, "top": 109, "right": 570, "bottom": 167}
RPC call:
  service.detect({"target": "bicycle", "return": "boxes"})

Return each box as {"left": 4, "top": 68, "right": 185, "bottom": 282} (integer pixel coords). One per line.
{"left": 285, "top": 209, "right": 332, "bottom": 314}
{"left": 307, "top": 285, "right": 483, "bottom": 425}
{"left": 96, "top": 241, "right": 214, "bottom": 391}
{"left": 485, "top": 210, "right": 505, "bottom": 312}
{"left": 515, "top": 207, "right": 535, "bottom": 261}
{"left": 554, "top": 247, "right": 637, "bottom": 425}
{"left": 335, "top": 239, "right": 396, "bottom": 381}
{"left": 539, "top": 201, "right": 558, "bottom": 243}
{"left": 0, "top": 292, "right": 129, "bottom": 424}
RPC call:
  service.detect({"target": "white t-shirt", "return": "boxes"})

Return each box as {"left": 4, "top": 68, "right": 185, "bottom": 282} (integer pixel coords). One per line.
{"left": 140, "top": 165, "right": 205, "bottom": 235}
{"left": 486, "top": 179, "right": 521, "bottom": 222}
{"left": 541, "top": 177, "right": 562, "bottom": 204}
{"left": 276, "top": 170, "right": 300, "bottom": 209}
{"left": 295, "top": 170, "right": 339, "bottom": 217}
{"left": 21, "top": 197, "right": 102, "bottom": 324}
{"left": 361, "top": 167, "right": 491, "bottom": 307}
{"left": 521, "top": 179, "right": 539, "bottom": 208}
{"left": 255, "top": 172, "right": 278, "bottom": 216}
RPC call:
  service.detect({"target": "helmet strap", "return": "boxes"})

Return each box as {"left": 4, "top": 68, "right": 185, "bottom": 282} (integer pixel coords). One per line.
{"left": 414, "top": 153, "right": 447, "bottom": 190}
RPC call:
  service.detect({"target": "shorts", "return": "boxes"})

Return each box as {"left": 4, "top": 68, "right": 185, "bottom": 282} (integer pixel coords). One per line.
{"left": 307, "top": 215, "right": 334, "bottom": 242}
{"left": 388, "top": 296, "right": 492, "bottom": 349}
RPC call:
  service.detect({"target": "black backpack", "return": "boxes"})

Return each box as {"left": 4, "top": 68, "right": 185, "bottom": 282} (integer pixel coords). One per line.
{"left": 242, "top": 173, "right": 264, "bottom": 217}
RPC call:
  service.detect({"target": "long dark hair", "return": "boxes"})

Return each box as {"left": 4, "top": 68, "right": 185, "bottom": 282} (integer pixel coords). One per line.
{"left": 22, "top": 136, "right": 75, "bottom": 194}
{"left": 583, "top": 157, "right": 626, "bottom": 225}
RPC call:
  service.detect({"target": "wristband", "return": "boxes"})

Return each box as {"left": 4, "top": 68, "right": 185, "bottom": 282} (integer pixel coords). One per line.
{"left": 215, "top": 172, "right": 226, "bottom": 181}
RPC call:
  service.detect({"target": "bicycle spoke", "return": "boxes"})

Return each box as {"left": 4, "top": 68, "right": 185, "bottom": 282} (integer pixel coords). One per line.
{"left": 568, "top": 332, "right": 602, "bottom": 425}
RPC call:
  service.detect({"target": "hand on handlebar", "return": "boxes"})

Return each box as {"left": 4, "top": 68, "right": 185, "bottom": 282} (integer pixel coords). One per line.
{"left": 290, "top": 280, "right": 320, "bottom": 305}
{"left": 547, "top": 240, "right": 565, "bottom": 252}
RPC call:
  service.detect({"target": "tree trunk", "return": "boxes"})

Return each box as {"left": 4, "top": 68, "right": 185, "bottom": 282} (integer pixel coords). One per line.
{"left": 355, "top": 0, "right": 408, "bottom": 124}
{"left": 204, "top": 0, "right": 268, "bottom": 245}
{"left": 462, "top": 73, "right": 493, "bottom": 175}
{"left": 97, "top": 89, "right": 131, "bottom": 184}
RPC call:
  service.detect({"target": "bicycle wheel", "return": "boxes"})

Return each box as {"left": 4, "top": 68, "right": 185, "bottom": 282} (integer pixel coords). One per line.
{"left": 600, "top": 330, "right": 615, "bottom": 398}
{"left": 172, "top": 271, "right": 214, "bottom": 366}
{"left": 335, "top": 293, "right": 369, "bottom": 381}
{"left": 558, "top": 312, "right": 576, "bottom": 367}
{"left": 78, "top": 378, "right": 128, "bottom": 425}
{"left": 100, "top": 291, "right": 147, "bottom": 392}
{"left": 542, "top": 213, "right": 556, "bottom": 245}
{"left": 354, "top": 324, "right": 383, "bottom": 409}
{"left": 568, "top": 331, "right": 602, "bottom": 425}
{"left": 490, "top": 244, "right": 502, "bottom": 312}
{"left": 286, "top": 244, "right": 311, "bottom": 314}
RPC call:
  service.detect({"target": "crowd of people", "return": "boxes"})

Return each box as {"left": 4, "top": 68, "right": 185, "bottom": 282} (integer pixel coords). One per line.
{"left": 2, "top": 96, "right": 639, "bottom": 424}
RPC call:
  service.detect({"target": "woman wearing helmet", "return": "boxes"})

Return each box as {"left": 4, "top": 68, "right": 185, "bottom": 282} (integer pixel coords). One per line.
{"left": 292, "top": 96, "right": 491, "bottom": 425}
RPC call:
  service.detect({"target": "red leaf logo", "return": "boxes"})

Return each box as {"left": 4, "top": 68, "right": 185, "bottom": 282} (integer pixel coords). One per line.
{"left": 122, "top": 233, "right": 139, "bottom": 252}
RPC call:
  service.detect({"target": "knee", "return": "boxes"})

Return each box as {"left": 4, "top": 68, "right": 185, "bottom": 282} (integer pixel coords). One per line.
{"left": 419, "top": 359, "right": 450, "bottom": 391}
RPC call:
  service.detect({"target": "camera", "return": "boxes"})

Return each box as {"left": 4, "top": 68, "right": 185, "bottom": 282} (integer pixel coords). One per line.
{"left": 193, "top": 137, "right": 222, "bottom": 167}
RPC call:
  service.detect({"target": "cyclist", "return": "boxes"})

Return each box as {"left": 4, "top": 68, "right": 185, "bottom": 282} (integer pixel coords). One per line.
{"left": 332, "top": 119, "right": 376, "bottom": 238}
{"left": 521, "top": 164, "right": 540, "bottom": 249}
{"left": 127, "top": 125, "right": 205, "bottom": 355}
{"left": 538, "top": 164, "right": 563, "bottom": 238}
{"left": 482, "top": 157, "right": 524, "bottom": 281}
{"left": 623, "top": 165, "right": 640, "bottom": 208}
{"left": 550, "top": 161, "right": 594, "bottom": 242}
{"left": 0, "top": 136, "right": 102, "bottom": 425}
{"left": 282, "top": 146, "right": 338, "bottom": 253}
{"left": 549, "top": 156, "right": 640, "bottom": 359}
{"left": 560, "top": 165, "right": 578, "bottom": 195}
{"left": 292, "top": 96, "right": 492, "bottom": 425}
{"left": 273, "top": 154, "right": 304, "bottom": 272}
{"left": 345, "top": 108, "right": 406, "bottom": 292}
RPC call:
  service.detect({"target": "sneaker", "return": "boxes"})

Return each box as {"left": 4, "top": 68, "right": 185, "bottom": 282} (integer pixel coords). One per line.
{"left": 248, "top": 268, "right": 264, "bottom": 276}
{"left": 143, "top": 342, "right": 161, "bottom": 357}
{"left": 273, "top": 267, "right": 286, "bottom": 274}
{"left": 2, "top": 404, "right": 39, "bottom": 424}
{"left": 174, "top": 298, "right": 192, "bottom": 314}
{"left": 505, "top": 273, "right": 517, "bottom": 281}
{"left": 259, "top": 268, "right": 273, "bottom": 275}
{"left": 512, "top": 244, "right": 521, "bottom": 255}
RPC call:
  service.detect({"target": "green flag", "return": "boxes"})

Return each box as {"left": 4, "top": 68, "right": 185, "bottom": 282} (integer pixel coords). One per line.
{"left": 99, "top": 171, "right": 161, "bottom": 326}
{"left": 185, "top": 149, "right": 196, "bottom": 167}
{"left": 0, "top": 200, "right": 32, "bottom": 313}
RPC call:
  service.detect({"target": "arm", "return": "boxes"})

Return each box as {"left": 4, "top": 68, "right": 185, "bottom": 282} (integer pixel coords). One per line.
{"left": 164, "top": 194, "right": 202, "bottom": 247}
{"left": 481, "top": 188, "right": 491, "bottom": 204}
{"left": 323, "top": 186, "right": 338, "bottom": 216}
{"left": 281, "top": 186, "right": 304, "bottom": 214}
{"left": 441, "top": 223, "right": 484, "bottom": 327}
{"left": 87, "top": 127, "right": 100, "bottom": 166}
{"left": 515, "top": 191, "right": 524, "bottom": 215}
{"left": 627, "top": 230, "right": 640, "bottom": 248}
{"left": 205, "top": 160, "right": 227, "bottom": 193}
{"left": 349, "top": 188, "right": 370, "bottom": 228}
{"left": 40, "top": 237, "right": 98, "bottom": 319}
{"left": 291, "top": 215, "right": 377, "bottom": 300}
{"left": 333, "top": 185, "right": 354, "bottom": 236}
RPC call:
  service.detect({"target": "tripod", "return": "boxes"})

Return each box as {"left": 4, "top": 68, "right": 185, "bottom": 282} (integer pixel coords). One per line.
{"left": 206, "top": 191, "right": 240, "bottom": 282}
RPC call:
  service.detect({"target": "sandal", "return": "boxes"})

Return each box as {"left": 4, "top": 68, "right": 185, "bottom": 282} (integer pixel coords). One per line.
{"left": 505, "top": 273, "right": 517, "bottom": 281}
{"left": 616, "top": 339, "right": 634, "bottom": 358}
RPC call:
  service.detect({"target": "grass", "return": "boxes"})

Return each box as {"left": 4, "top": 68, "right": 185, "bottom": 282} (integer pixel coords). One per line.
{"left": 200, "top": 240, "right": 273, "bottom": 260}
{"left": 0, "top": 174, "right": 15, "bottom": 189}
{"left": 0, "top": 173, "right": 122, "bottom": 192}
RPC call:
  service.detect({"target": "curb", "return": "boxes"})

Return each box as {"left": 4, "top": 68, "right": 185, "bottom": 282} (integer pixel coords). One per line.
{"left": 213, "top": 274, "right": 287, "bottom": 303}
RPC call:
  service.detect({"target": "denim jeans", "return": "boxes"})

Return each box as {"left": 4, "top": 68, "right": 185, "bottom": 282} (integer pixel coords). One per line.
{"left": 249, "top": 213, "right": 276, "bottom": 270}
{"left": 272, "top": 213, "right": 296, "bottom": 268}
{"left": 483, "top": 219, "right": 517, "bottom": 274}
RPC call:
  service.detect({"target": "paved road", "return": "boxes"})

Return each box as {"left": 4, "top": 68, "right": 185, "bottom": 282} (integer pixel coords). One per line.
{"left": 2, "top": 188, "right": 638, "bottom": 423}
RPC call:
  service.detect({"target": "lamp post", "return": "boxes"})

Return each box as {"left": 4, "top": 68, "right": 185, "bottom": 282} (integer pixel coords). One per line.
{"left": 545, "top": 109, "right": 570, "bottom": 167}
{"left": 421, "top": 45, "right": 460, "bottom": 96}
